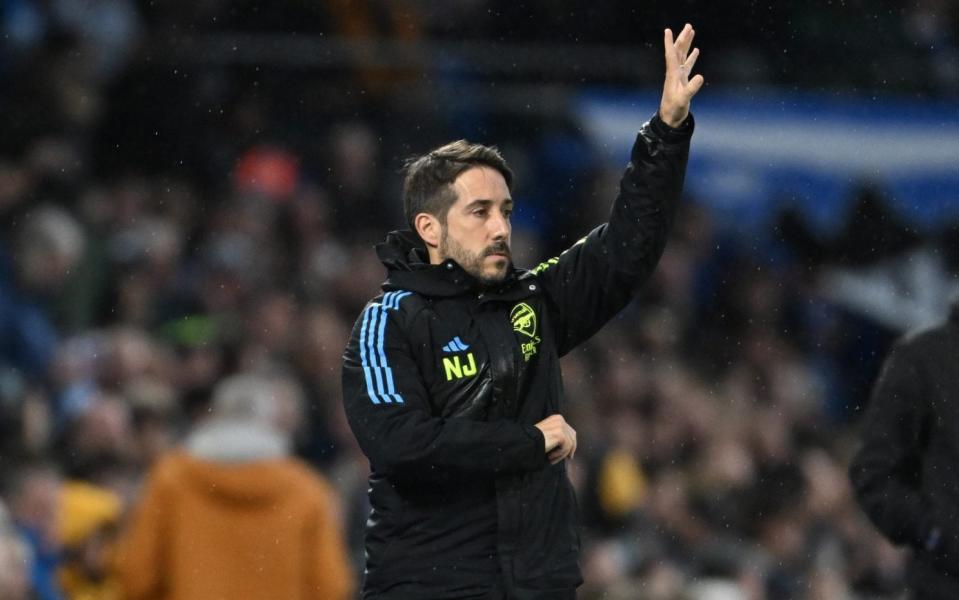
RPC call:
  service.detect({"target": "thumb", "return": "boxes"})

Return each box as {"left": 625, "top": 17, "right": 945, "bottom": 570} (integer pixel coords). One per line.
{"left": 687, "top": 74, "right": 705, "bottom": 97}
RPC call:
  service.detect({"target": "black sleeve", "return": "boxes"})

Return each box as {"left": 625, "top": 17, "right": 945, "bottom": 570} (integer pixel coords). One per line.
{"left": 849, "top": 338, "right": 934, "bottom": 548}
{"left": 342, "top": 297, "right": 548, "bottom": 476}
{"left": 533, "top": 112, "right": 693, "bottom": 356}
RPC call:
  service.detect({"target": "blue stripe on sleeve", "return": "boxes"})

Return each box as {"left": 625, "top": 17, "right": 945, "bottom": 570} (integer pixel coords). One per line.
{"left": 369, "top": 293, "right": 391, "bottom": 403}
{"left": 375, "top": 296, "right": 390, "bottom": 371}
{"left": 359, "top": 291, "right": 411, "bottom": 405}
{"left": 376, "top": 300, "right": 394, "bottom": 403}
{"left": 358, "top": 304, "right": 380, "bottom": 404}
{"left": 384, "top": 291, "right": 411, "bottom": 403}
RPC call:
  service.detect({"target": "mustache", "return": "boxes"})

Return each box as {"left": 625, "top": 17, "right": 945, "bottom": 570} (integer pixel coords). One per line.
{"left": 484, "top": 242, "right": 511, "bottom": 258}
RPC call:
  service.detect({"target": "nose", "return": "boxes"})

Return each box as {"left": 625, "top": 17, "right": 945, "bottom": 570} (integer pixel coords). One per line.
{"left": 489, "top": 210, "right": 510, "bottom": 241}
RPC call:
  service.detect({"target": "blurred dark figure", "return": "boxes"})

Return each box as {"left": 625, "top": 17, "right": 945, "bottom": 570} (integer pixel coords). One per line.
{"left": 116, "top": 372, "right": 354, "bottom": 600}
{"left": 0, "top": 206, "right": 85, "bottom": 382}
{"left": 0, "top": 461, "right": 64, "bottom": 600}
{"left": 0, "top": 509, "right": 33, "bottom": 600}
{"left": 777, "top": 184, "right": 921, "bottom": 268}
{"left": 850, "top": 298, "right": 959, "bottom": 600}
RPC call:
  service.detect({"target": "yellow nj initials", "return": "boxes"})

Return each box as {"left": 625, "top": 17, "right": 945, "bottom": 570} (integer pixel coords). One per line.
{"left": 443, "top": 352, "right": 478, "bottom": 381}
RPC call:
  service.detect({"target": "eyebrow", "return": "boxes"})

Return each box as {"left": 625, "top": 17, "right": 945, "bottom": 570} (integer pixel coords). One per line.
{"left": 464, "top": 198, "right": 513, "bottom": 210}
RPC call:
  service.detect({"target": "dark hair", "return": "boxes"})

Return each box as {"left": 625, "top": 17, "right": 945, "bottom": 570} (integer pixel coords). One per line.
{"left": 402, "top": 140, "right": 513, "bottom": 228}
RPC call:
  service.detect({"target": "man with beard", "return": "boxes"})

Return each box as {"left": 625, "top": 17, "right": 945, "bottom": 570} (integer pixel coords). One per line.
{"left": 342, "top": 24, "right": 703, "bottom": 599}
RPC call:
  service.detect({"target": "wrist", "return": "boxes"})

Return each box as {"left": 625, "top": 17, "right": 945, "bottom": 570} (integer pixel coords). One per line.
{"left": 646, "top": 111, "right": 695, "bottom": 143}
{"left": 522, "top": 424, "right": 550, "bottom": 464}
{"left": 658, "top": 105, "right": 689, "bottom": 128}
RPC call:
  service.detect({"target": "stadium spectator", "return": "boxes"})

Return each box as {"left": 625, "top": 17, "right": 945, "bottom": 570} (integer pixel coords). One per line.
{"left": 0, "top": 508, "right": 33, "bottom": 600}
{"left": 57, "top": 480, "right": 122, "bottom": 600}
{"left": 0, "top": 205, "right": 85, "bottom": 383}
{"left": 116, "top": 372, "right": 354, "bottom": 600}
{"left": 1, "top": 461, "right": 64, "bottom": 600}
{"left": 850, "top": 301, "right": 959, "bottom": 599}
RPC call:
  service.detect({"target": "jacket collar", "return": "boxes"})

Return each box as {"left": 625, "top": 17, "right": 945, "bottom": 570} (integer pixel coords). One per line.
{"left": 375, "top": 229, "right": 536, "bottom": 301}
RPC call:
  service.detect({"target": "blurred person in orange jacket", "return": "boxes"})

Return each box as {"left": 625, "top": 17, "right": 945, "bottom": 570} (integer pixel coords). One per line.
{"left": 116, "top": 372, "right": 354, "bottom": 600}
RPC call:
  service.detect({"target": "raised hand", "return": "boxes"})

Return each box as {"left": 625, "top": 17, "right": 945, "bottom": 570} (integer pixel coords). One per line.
{"left": 659, "top": 23, "right": 704, "bottom": 128}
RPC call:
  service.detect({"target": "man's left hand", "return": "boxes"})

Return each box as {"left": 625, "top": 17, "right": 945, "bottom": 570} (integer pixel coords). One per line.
{"left": 659, "top": 23, "right": 704, "bottom": 128}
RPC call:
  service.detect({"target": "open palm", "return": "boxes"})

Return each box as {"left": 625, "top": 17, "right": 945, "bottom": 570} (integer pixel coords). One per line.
{"left": 659, "top": 23, "right": 704, "bottom": 128}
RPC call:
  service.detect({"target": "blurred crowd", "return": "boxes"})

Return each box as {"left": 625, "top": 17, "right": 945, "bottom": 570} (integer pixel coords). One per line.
{"left": 2, "top": 1, "right": 957, "bottom": 599}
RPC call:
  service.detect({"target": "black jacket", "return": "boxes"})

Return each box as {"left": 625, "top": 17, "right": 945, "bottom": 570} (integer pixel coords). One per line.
{"left": 342, "top": 113, "right": 693, "bottom": 599}
{"left": 850, "top": 304, "right": 959, "bottom": 600}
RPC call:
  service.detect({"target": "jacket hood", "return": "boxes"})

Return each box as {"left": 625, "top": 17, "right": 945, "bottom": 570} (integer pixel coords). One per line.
{"left": 375, "top": 229, "right": 430, "bottom": 272}
{"left": 185, "top": 420, "right": 289, "bottom": 463}
{"left": 173, "top": 429, "right": 296, "bottom": 505}
{"left": 170, "top": 452, "right": 296, "bottom": 505}
{"left": 375, "top": 229, "right": 530, "bottom": 299}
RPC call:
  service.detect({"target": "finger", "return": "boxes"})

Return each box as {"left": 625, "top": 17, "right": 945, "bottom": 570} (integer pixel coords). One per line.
{"left": 549, "top": 445, "right": 570, "bottom": 464}
{"left": 663, "top": 29, "right": 676, "bottom": 69}
{"left": 684, "top": 47, "right": 700, "bottom": 74}
{"left": 544, "top": 434, "right": 559, "bottom": 453}
{"left": 550, "top": 437, "right": 568, "bottom": 456}
{"left": 687, "top": 74, "right": 705, "bottom": 97}
{"left": 676, "top": 24, "right": 694, "bottom": 58}
{"left": 676, "top": 28, "right": 696, "bottom": 63}
{"left": 554, "top": 437, "right": 572, "bottom": 462}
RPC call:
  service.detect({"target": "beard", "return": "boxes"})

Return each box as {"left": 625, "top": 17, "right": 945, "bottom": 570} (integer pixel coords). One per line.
{"left": 439, "top": 229, "right": 511, "bottom": 285}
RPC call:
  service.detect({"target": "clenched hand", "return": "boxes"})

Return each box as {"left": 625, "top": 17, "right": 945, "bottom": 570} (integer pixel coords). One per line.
{"left": 535, "top": 414, "right": 577, "bottom": 465}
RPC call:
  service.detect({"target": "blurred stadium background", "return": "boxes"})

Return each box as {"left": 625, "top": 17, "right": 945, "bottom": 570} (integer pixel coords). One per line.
{"left": 1, "top": 1, "right": 958, "bottom": 599}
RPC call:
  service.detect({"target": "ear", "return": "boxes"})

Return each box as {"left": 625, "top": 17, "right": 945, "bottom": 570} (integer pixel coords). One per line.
{"left": 414, "top": 213, "right": 441, "bottom": 249}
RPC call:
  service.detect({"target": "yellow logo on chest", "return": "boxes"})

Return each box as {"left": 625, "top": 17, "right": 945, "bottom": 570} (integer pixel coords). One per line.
{"left": 443, "top": 352, "right": 478, "bottom": 381}
{"left": 511, "top": 302, "right": 541, "bottom": 361}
